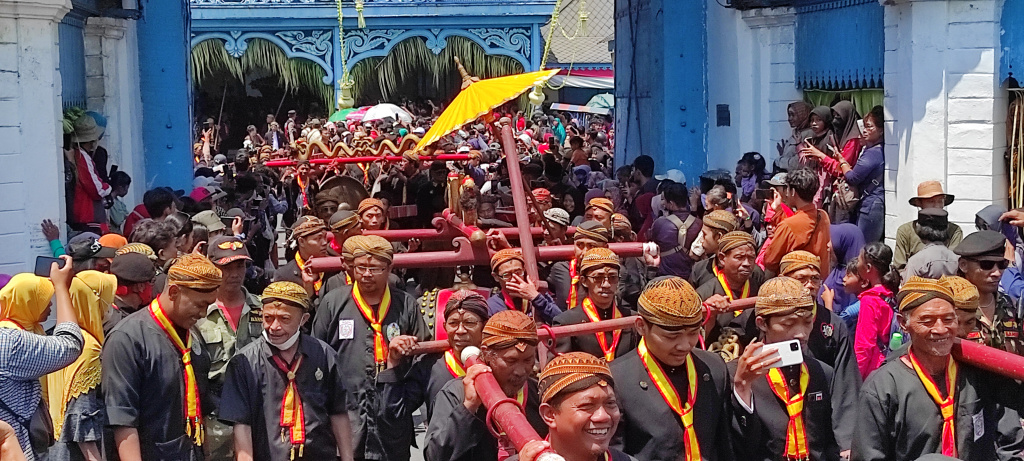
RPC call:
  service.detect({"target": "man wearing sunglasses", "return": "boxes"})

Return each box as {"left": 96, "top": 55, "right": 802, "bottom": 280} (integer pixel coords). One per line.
{"left": 955, "top": 230, "right": 1021, "bottom": 354}
{"left": 552, "top": 248, "right": 639, "bottom": 361}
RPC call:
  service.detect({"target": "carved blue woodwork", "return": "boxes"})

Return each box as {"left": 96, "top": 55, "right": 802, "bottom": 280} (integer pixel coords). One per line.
{"left": 1002, "top": 0, "right": 1024, "bottom": 84}
{"left": 342, "top": 27, "right": 532, "bottom": 71}
{"left": 794, "top": 0, "right": 883, "bottom": 90}
{"left": 191, "top": 30, "right": 335, "bottom": 84}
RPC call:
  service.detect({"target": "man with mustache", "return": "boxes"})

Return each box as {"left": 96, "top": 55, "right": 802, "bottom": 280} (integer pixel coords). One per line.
{"left": 425, "top": 310, "right": 547, "bottom": 461}
{"left": 852, "top": 277, "right": 1024, "bottom": 460}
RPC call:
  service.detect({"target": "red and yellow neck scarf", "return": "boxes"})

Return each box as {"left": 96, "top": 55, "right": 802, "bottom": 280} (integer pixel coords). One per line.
{"left": 766, "top": 364, "right": 810, "bottom": 459}
{"left": 271, "top": 353, "right": 306, "bottom": 459}
{"left": 713, "top": 264, "right": 749, "bottom": 316}
{"left": 444, "top": 350, "right": 466, "bottom": 378}
{"left": 909, "top": 351, "right": 959, "bottom": 458}
{"left": 582, "top": 298, "right": 622, "bottom": 361}
{"left": 148, "top": 299, "right": 204, "bottom": 446}
{"left": 567, "top": 259, "right": 580, "bottom": 308}
{"left": 294, "top": 252, "right": 322, "bottom": 292}
{"left": 637, "top": 339, "right": 700, "bottom": 460}
{"left": 501, "top": 291, "right": 531, "bottom": 317}
{"left": 353, "top": 283, "right": 391, "bottom": 372}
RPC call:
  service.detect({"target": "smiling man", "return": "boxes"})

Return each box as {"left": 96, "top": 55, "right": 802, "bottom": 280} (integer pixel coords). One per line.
{"left": 102, "top": 253, "right": 222, "bottom": 461}
{"left": 425, "top": 310, "right": 547, "bottom": 461}
{"left": 516, "top": 352, "right": 631, "bottom": 461}
{"left": 611, "top": 276, "right": 734, "bottom": 460}
{"left": 553, "top": 247, "right": 639, "bottom": 361}
{"left": 852, "top": 277, "right": 1024, "bottom": 461}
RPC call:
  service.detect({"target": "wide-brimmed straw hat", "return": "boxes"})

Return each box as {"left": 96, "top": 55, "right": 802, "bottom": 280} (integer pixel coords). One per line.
{"left": 909, "top": 181, "right": 954, "bottom": 207}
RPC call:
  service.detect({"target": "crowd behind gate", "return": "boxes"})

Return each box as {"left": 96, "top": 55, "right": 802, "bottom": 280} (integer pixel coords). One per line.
{"left": 5, "top": 98, "right": 1024, "bottom": 461}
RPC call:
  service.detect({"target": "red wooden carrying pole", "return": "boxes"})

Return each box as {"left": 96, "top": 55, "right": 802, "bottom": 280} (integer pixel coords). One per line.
{"left": 952, "top": 338, "right": 1024, "bottom": 381}
{"left": 410, "top": 297, "right": 760, "bottom": 355}
{"left": 264, "top": 154, "right": 471, "bottom": 167}
{"left": 306, "top": 240, "right": 645, "bottom": 272}
{"left": 461, "top": 348, "right": 563, "bottom": 461}
{"left": 362, "top": 224, "right": 576, "bottom": 243}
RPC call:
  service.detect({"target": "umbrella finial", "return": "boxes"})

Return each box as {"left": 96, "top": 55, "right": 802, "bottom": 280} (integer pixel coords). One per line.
{"left": 454, "top": 57, "right": 480, "bottom": 90}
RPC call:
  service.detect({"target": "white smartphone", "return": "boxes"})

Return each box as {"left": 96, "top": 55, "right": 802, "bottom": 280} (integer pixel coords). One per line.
{"left": 856, "top": 119, "right": 866, "bottom": 134}
{"left": 754, "top": 339, "right": 804, "bottom": 369}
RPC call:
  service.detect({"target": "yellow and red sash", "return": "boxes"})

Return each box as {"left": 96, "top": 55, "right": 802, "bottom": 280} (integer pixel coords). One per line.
{"left": 353, "top": 283, "right": 391, "bottom": 371}
{"left": 148, "top": 299, "right": 204, "bottom": 446}
{"left": 271, "top": 354, "right": 306, "bottom": 459}
{"left": 909, "top": 351, "right": 958, "bottom": 458}
{"left": 713, "top": 264, "right": 749, "bottom": 316}
{"left": 567, "top": 259, "right": 580, "bottom": 308}
{"left": 502, "top": 291, "right": 531, "bottom": 317}
{"left": 582, "top": 298, "right": 622, "bottom": 361}
{"left": 294, "top": 252, "right": 323, "bottom": 292}
{"left": 637, "top": 339, "right": 700, "bottom": 460}
{"left": 444, "top": 350, "right": 466, "bottom": 378}
{"left": 766, "top": 364, "right": 810, "bottom": 459}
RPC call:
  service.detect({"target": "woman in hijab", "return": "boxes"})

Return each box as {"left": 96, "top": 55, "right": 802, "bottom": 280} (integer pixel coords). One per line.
{"left": 0, "top": 258, "right": 83, "bottom": 459}
{"left": 775, "top": 101, "right": 813, "bottom": 173}
{"left": 47, "top": 270, "right": 115, "bottom": 461}
{"left": 799, "top": 106, "right": 835, "bottom": 208}
{"left": 823, "top": 223, "right": 866, "bottom": 312}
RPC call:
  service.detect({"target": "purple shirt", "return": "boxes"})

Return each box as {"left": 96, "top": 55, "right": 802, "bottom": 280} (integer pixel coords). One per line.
{"left": 651, "top": 210, "right": 702, "bottom": 279}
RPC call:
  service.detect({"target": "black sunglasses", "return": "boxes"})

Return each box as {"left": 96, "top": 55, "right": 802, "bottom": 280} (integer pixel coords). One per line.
{"left": 972, "top": 259, "right": 1010, "bottom": 271}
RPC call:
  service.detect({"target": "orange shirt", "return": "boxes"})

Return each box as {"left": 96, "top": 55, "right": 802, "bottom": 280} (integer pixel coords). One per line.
{"left": 763, "top": 204, "right": 831, "bottom": 274}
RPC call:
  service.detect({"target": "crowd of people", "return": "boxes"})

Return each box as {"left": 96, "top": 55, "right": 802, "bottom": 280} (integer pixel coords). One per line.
{"left": 4, "top": 97, "right": 1024, "bottom": 461}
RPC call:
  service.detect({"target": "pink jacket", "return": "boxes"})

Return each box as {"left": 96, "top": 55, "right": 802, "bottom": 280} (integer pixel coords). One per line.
{"left": 853, "top": 284, "right": 895, "bottom": 379}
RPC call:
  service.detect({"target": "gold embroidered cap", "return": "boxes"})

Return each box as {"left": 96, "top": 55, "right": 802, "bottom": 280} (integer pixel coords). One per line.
{"left": 539, "top": 352, "right": 615, "bottom": 404}
{"left": 755, "top": 277, "right": 814, "bottom": 317}
{"left": 574, "top": 220, "right": 610, "bottom": 244}
{"left": 490, "top": 248, "right": 525, "bottom": 272}
{"left": 637, "top": 276, "right": 704, "bottom": 328}
{"left": 717, "top": 231, "right": 755, "bottom": 255}
{"left": 262, "top": 281, "right": 311, "bottom": 311}
{"left": 342, "top": 234, "right": 394, "bottom": 263}
{"left": 329, "top": 210, "right": 361, "bottom": 233}
{"left": 357, "top": 198, "right": 386, "bottom": 216}
{"left": 779, "top": 250, "right": 821, "bottom": 276}
{"left": 291, "top": 215, "right": 327, "bottom": 239}
{"left": 898, "top": 276, "right": 956, "bottom": 312}
{"left": 579, "top": 247, "right": 621, "bottom": 274}
{"left": 940, "top": 275, "right": 979, "bottom": 313}
{"left": 167, "top": 253, "right": 223, "bottom": 291}
{"left": 482, "top": 309, "right": 539, "bottom": 350}
{"left": 586, "top": 198, "right": 615, "bottom": 214}
{"left": 702, "top": 210, "right": 739, "bottom": 233}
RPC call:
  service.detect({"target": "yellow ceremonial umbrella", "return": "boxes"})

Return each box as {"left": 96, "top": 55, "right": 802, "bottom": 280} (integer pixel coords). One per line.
{"left": 415, "top": 59, "right": 559, "bottom": 151}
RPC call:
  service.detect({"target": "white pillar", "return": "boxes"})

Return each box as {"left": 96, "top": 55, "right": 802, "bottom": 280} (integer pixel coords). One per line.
{"left": 84, "top": 15, "right": 144, "bottom": 206}
{"left": 0, "top": 0, "right": 72, "bottom": 273}
{"left": 741, "top": 7, "right": 802, "bottom": 170}
{"left": 883, "top": 0, "right": 1005, "bottom": 239}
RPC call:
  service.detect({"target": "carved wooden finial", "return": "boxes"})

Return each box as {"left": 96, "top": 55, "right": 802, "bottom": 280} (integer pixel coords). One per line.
{"left": 454, "top": 57, "right": 480, "bottom": 90}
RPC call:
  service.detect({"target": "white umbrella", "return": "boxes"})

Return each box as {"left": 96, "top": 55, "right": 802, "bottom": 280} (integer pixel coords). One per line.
{"left": 362, "top": 103, "right": 413, "bottom": 124}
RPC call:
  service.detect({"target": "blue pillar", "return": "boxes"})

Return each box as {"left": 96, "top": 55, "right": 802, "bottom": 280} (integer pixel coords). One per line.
{"left": 614, "top": 0, "right": 707, "bottom": 183}
{"left": 531, "top": 23, "right": 542, "bottom": 71}
{"left": 137, "top": 0, "right": 193, "bottom": 191}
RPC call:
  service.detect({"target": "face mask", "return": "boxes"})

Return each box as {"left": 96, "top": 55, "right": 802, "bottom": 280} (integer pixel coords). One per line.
{"left": 139, "top": 283, "right": 155, "bottom": 306}
{"left": 263, "top": 328, "right": 301, "bottom": 350}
